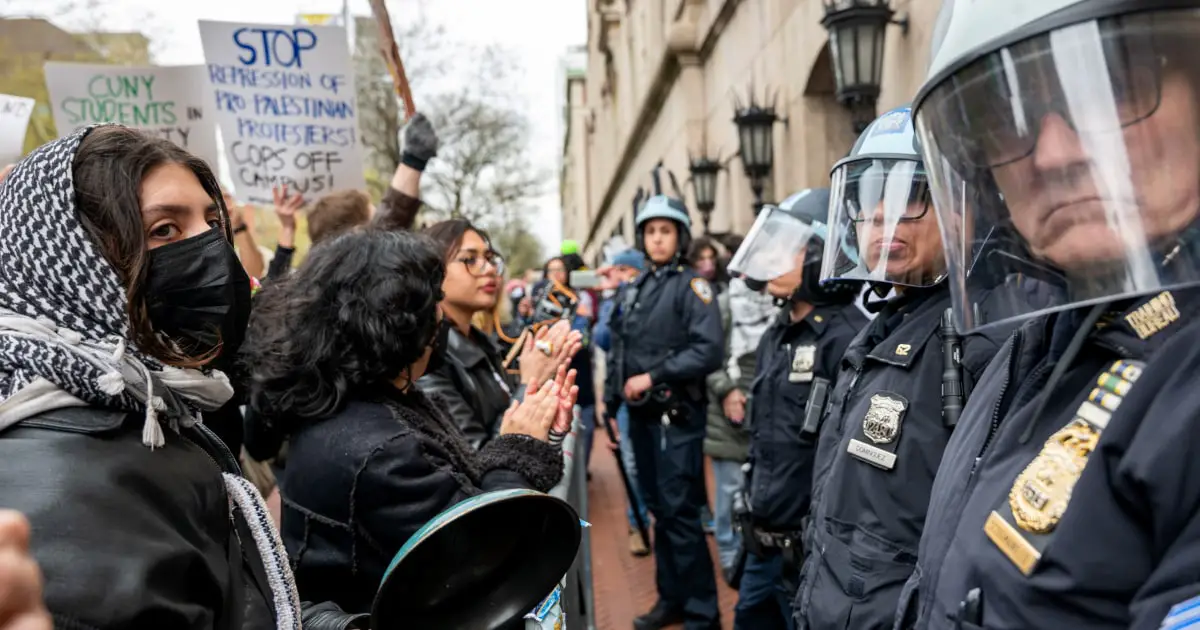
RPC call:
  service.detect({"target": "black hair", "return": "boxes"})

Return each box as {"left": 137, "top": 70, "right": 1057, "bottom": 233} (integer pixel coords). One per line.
{"left": 241, "top": 229, "right": 445, "bottom": 427}
{"left": 423, "top": 218, "right": 495, "bottom": 262}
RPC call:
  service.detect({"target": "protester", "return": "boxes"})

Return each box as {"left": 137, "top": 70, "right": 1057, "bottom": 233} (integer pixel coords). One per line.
{"left": 0, "top": 511, "right": 50, "bottom": 630}
{"left": 242, "top": 228, "right": 579, "bottom": 617}
{"left": 0, "top": 124, "right": 359, "bottom": 629}
{"left": 418, "top": 219, "right": 582, "bottom": 449}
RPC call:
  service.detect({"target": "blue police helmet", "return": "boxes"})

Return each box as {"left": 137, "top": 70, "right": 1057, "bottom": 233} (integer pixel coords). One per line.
{"left": 636, "top": 195, "right": 692, "bottom": 231}
{"left": 635, "top": 195, "right": 693, "bottom": 259}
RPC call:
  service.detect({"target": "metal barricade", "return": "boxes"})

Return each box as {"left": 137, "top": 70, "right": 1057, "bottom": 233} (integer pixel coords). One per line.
{"left": 530, "top": 408, "right": 596, "bottom": 630}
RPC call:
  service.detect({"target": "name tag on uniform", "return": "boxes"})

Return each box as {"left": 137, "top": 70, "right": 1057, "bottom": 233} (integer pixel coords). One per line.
{"left": 789, "top": 345, "right": 817, "bottom": 383}
{"left": 847, "top": 392, "right": 908, "bottom": 471}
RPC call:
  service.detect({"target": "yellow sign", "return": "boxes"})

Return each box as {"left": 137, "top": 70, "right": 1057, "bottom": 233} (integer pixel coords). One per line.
{"left": 297, "top": 13, "right": 339, "bottom": 25}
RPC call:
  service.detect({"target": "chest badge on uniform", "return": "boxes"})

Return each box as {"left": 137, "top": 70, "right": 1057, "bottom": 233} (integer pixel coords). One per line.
{"left": 847, "top": 392, "right": 908, "bottom": 470}
{"left": 789, "top": 345, "right": 817, "bottom": 383}
{"left": 1008, "top": 420, "right": 1100, "bottom": 535}
{"left": 985, "top": 359, "right": 1145, "bottom": 576}
{"left": 690, "top": 278, "right": 714, "bottom": 304}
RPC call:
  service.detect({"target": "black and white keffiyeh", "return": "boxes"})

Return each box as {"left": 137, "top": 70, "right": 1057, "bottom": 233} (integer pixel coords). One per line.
{"left": 0, "top": 125, "right": 234, "bottom": 445}
{"left": 0, "top": 125, "right": 303, "bottom": 629}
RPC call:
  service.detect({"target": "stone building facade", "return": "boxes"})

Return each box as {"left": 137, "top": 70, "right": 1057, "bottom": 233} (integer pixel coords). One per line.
{"left": 560, "top": 0, "right": 946, "bottom": 261}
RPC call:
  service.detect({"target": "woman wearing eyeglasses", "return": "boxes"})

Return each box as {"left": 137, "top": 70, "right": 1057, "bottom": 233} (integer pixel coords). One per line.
{"left": 419, "top": 220, "right": 582, "bottom": 450}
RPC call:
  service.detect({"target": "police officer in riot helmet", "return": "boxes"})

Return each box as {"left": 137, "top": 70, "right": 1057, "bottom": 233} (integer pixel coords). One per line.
{"left": 606, "top": 195, "right": 723, "bottom": 630}
{"left": 792, "top": 106, "right": 1020, "bottom": 630}
{"left": 900, "top": 0, "right": 1200, "bottom": 628}
{"left": 725, "top": 189, "right": 868, "bottom": 630}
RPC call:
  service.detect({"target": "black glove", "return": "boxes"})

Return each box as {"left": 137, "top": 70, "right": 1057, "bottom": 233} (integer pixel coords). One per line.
{"left": 400, "top": 112, "right": 439, "bottom": 171}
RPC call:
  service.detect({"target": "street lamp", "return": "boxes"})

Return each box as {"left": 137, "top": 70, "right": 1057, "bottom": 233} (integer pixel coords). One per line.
{"left": 733, "top": 96, "right": 779, "bottom": 211}
{"left": 688, "top": 155, "right": 721, "bottom": 233}
{"left": 821, "top": 0, "right": 908, "bottom": 133}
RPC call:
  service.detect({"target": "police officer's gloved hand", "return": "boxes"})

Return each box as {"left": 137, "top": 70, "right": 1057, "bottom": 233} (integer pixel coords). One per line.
{"left": 399, "top": 112, "right": 439, "bottom": 172}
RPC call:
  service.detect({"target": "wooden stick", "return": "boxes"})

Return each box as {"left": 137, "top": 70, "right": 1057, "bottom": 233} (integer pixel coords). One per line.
{"left": 367, "top": 0, "right": 417, "bottom": 119}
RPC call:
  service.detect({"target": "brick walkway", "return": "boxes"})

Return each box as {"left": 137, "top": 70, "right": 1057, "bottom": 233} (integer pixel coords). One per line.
{"left": 586, "top": 442, "right": 738, "bottom": 629}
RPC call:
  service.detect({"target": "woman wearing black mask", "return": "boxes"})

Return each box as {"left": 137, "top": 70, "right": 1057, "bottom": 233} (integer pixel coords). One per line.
{"left": 242, "top": 228, "right": 580, "bottom": 616}
{"left": 0, "top": 125, "right": 362, "bottom": 628}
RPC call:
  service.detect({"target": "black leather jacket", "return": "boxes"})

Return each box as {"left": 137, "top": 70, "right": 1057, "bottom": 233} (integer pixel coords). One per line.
{"left": 0, "top": 407, "right": 364, "bottom": 630}
{"left": 280, "top": 387, "right": 564, "bottom": 616}
{"left": 418, "top": 326, "right": 523, "bottom": 450}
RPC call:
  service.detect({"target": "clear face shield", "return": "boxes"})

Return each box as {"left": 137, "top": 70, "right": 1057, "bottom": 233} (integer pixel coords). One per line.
{"left": 822, "top": 158, "right": 947, "bottom": 287}
{"left": 917, "top": 10, "right": 1200, "bottom": 331}
{"left": 727, "top": 205, "right": 819, "bottom": 282}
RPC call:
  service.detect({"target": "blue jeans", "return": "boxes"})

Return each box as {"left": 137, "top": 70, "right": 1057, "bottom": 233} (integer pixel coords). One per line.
{"left": 734, "top": 550, "right": 795, "bottom": 630}
{"left": 711, "top": 458, "right": 744, "bottom": 571}
{"left": 617, "top": 404, "right": 649, "bottom": 529}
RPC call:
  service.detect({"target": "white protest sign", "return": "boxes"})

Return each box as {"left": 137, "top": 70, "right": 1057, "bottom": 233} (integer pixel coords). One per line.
{"left": 199, "top": 20, "right": 365, "bottom": 205}
{"left": 0, "top": 95, "right": 34, "bottom": 164}
{"left": 43, "top": 63, "right": 221, "bottom": 168}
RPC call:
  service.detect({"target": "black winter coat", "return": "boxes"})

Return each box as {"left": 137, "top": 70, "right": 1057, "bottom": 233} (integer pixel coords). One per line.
{"left": 279, "top": 386, "right": 564, "bottom": 615}
{"left": 0, "top": 407, "right": 362, "bottom": 630}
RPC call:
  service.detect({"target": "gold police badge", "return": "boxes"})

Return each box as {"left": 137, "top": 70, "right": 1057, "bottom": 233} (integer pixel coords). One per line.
{"left": 862, "top": 394, "right": 906, "bottom": 444}
{"left": 1008, "top": 419, "right": 1100, "bottom": 534}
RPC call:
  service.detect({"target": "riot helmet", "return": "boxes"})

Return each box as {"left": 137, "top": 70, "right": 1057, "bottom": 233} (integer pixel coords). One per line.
{"left": 635, "top": 195, "right": 692, "bottom": 264}
{"left": 914, "top": 0, "right": 1200, "bottom": 331}
{"left": 729, "top": 188, "right": 862, "bottom": 305}
{"left": 822, "top": 106, "right": 947, "bottom": 290}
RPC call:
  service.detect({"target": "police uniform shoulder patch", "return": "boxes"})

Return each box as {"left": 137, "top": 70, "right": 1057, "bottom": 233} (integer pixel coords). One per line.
{"left": 690, "top": 278, "right": 714, "bottom": 304}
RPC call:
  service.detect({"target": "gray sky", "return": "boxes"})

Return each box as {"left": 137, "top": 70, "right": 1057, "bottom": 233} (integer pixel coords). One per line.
{"left": 10, "top": 0, "right": 587, "bottom": 251}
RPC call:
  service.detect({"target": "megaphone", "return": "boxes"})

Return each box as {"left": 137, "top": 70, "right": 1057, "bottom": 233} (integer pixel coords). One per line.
{"left": 371, "top": 489, "right": 582, "bottom": 629}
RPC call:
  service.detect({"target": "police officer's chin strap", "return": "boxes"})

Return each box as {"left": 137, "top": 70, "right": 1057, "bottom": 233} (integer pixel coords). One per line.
{"left": 861, "top": 282, "right": 893, "bottom": 313}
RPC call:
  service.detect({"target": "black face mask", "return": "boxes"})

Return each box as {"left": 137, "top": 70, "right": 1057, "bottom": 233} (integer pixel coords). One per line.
{"left": 144, "top": 228, "right": 252, "bottom": 362}
{"left": 425, "top": 318, "right": 452, "bottom": 374}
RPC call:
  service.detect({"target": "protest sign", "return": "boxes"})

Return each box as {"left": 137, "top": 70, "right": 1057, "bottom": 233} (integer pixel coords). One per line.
{"left": 199, "top": 20, "right": 365, "bottom": 205}
{"left": 43, "top": 63, "right": 221, "bottom": 168}
{"left": 0, "top": 95, "right": 34, "bottom": 164}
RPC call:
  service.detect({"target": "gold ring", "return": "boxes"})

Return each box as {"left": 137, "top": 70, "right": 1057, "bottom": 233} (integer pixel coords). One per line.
{"left": 536, "top": 340, "right": 554, "bottom": 356}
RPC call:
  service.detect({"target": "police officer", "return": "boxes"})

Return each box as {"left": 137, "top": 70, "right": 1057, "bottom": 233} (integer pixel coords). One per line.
{"left": 726, "top": 189, "right": 868, "bottom": 630}
{"left": 792, "top": 107, "right": 1019, "bottom": 630}
{"left": 607, "top": 195, "right": 723, "bottom": 630}
{"left": 900, "top": 1, "right": 1200, "bottom": 628}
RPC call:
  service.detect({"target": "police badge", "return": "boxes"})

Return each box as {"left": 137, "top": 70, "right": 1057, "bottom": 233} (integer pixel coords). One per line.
{"left": 863, "top": 394, "right": 906, "bottom": 444}
{"left": 847, "top": 392, "right": 908, "bottom": 470}
{"left": 789, "top": 345, "right": 817, "bottom": 383}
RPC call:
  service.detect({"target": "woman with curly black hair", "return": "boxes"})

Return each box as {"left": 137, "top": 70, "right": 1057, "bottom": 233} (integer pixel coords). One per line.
{"left": 241, "top": 228, "right": 579, "bottom": 617}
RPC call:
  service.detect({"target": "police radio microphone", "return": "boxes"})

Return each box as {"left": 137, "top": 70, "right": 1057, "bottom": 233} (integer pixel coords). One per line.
{"left": 940, "top": 307, "right": 965, "bottom": 428}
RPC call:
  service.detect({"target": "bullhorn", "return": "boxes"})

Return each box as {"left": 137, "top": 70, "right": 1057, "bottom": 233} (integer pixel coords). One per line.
{"left": 371, "top": 489, "right": 582, "bottom": 629}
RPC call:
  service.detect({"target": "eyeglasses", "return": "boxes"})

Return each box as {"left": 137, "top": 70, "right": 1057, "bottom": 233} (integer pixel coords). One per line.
{"left": 456, "top": 250, "right": 505, "bottom": 276}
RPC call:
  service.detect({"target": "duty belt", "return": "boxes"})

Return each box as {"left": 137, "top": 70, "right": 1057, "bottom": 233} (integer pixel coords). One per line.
{"left": 751, "top": 526, "right": 801, "bottom": 550}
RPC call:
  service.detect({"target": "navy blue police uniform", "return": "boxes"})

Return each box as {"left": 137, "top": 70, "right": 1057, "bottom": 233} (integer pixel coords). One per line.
{"left": 793, "top": 283, "right": 1013, "bottom": 630}
{"left": 608, "top": 195, "right": 725, "bottom": 630}
{"left": 736, "top": 302, "right": 866, "bottom": 630}
{"left": 903, "top": 288, "right": 1200, "bottom": 630}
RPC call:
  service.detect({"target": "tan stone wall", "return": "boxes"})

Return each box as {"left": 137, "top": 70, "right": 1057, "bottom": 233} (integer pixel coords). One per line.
{"left": 560, "top": 0, "right": 946, "bottom": 262}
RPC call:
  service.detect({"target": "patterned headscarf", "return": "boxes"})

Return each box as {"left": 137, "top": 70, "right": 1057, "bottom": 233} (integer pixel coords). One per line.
{"left": 0, "top": 125, "right": 233, "bottom": 447}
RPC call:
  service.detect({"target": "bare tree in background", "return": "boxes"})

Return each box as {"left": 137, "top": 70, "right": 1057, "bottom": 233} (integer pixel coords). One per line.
{"left": 358, "top": 6, "right": 548, "bottom": 271}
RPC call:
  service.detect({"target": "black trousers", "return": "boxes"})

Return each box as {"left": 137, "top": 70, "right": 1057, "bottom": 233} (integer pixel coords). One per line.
{"left": 628, "top": 401, "right": 719, "bottom": 628}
